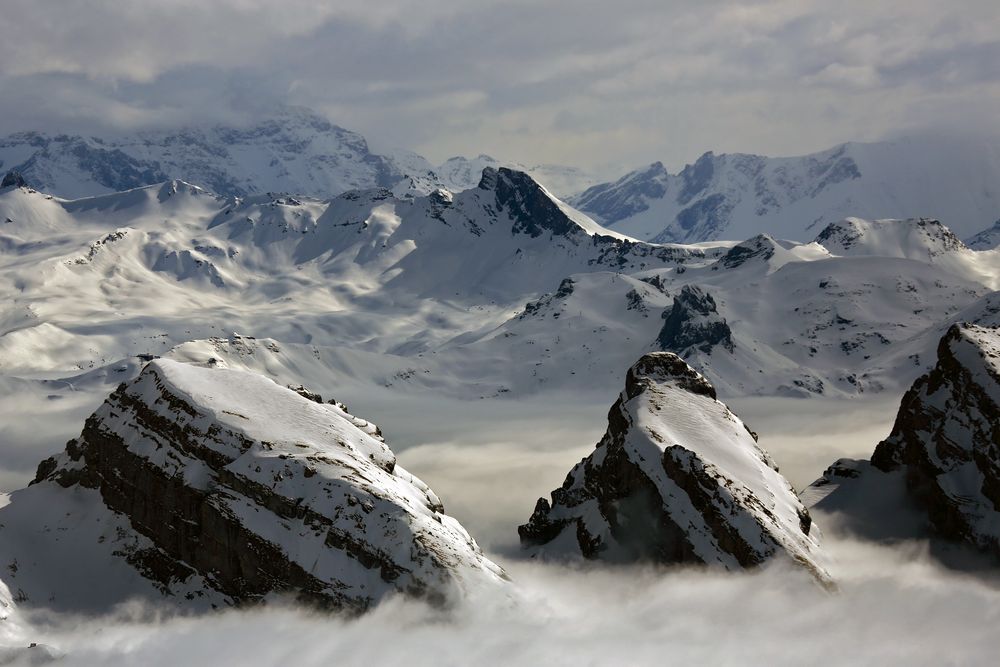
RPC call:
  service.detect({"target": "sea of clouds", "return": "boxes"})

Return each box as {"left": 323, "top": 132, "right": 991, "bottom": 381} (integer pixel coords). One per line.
{"left": 5, "top": 387, "right": 996, "bottom": 665}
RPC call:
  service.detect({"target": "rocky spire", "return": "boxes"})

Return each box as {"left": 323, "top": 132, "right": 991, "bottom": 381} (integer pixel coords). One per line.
{"left": 519, "top": 352, "right": 830, "bottom": 583}
{"left": 1, "top": 170, "right": 26, "bottom": 189}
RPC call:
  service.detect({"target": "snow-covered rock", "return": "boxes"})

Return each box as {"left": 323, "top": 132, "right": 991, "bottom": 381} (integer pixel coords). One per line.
{"left": 434, "top": 154, "right": 599, "bottom": 199}
{"left": 0, "top": 108, "right": 405, "bottom": 200}
{"left": 965, "top": 220, "right": 1000, "bottom": 250}
{"left": 814, "top": 217, "right": 967, "bottom": 260}
{"left": 809, "top": 324, "right": 1000, "bottom": 561}
{"left": 0, "top": 108, "right": 597, "bottom": 202}
{"left": 0, "top": 171, "right": 26, "bottom": 190}
{"left": 656, "top": 285, "right": 734, "bottom": 356}
{"left": 0, "top": 359, "right": 506, "bottom": 613}
{"left": 572, "top": 135, "right": 1000, "bottom": 243}
{"left": 0, "top": 170, "right": 995, "bottom": 414}
{"left": 519, "top": 352, "right": 830, "bottom": 582}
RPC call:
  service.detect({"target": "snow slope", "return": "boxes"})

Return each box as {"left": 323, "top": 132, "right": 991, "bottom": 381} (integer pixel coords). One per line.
{"left": 0, "top": 107, "right": 595, "bottom": 201}
{"left": 573, "top": 134, "right": 1000, "bottom": 243}
{"left": 1, "top": 168, "right": 998, "bottom": 414}
{"left": 0, "top": 358, "right": 506, "bottom": 614}
{"left": 520, "top": 352, "right": 830, "bottom": 582}
{"left": 0, "top": 107, "right": 406, "bottom": 200}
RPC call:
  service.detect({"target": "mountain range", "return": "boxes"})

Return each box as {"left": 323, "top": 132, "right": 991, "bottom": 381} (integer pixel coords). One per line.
{"left": 571, "top": 134, "right": 1000, "bottom": 243}
{"left": 5, "top": 106, "right": 1000, "bottom": 250}
{"left": 4, "top": 109, "right": 1000, "bottom": 652}
{"left": 0, "top": 107, "right": 598, "bottom": 201}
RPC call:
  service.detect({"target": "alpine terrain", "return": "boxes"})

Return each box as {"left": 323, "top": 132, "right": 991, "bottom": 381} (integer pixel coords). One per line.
{"left": 0, "top": 358, "right": 506, "bottom": 615}
{"left": 808, "top": 323, "right": 1000, "bottom": 564}
{"left": 520, "top": 352, "right": 830, "bottom": 583}
{"left": 573, "top": 134, "right": 1000, "bottom": 243}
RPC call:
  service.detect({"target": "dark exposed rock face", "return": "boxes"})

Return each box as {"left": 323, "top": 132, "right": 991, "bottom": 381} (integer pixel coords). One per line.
{"left": 479, "top": 167, "right": 579, "bottom": 238}
{"left": 1, "top": 170, "right": 26, "bottom": 189}
{"left": 471, "top": 166, "right": 704, "bottom": 272}
{"left": 519, "top": 278, "right": 576, "bottom": 319}
{"left": 27, "top": 359, "right": 505, "bottom": 611}
{"left": 656, "top": 285, "right": 734, "bottom": 355}
{"left": 717, "top": 234, "right": 777, "bottom": 269}
{"left": 864, "top": 323, "right": 1000, "bottom": 555}
{"left": 519, "top": 352, "right": 830, "bottom": 582}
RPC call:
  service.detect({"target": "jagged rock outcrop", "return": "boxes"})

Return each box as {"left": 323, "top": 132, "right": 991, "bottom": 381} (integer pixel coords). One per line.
{"left": 656, "top": 285, "right": 734, "bottom": 355}
{"left": 0, "top": 171, "right": 26, "bottom": 189}
{"left": 479, "top": 166, "right": 581, "bottom": 238}
{"left": 862, "top": 324, "right": 1000, "bottom": 555}
{"left": 519, "top": 352, "right": 830, "bottom": 582}
{"left": 716, "top": 234, "right": 778, "bottom": 269}
{"left": 814, "top": 217, "right": 967, "bottom": 259}
{"left": 13, "top": 359, "right": 506, "bottom": 612}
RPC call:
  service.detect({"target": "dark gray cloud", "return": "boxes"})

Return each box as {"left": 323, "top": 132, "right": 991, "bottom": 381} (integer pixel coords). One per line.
{"left": 0, "top": 0, "right": 997, "bottom": 172}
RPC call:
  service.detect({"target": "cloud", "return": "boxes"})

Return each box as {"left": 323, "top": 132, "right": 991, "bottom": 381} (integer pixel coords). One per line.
{"left": 5, "top": 536, "right": 1000, "bottom": 665}
{"left": 0, "top": 1, "right": 998, "bottom": 171}
{"left": 804, "top": 63, "right": 882, "bottom": 90}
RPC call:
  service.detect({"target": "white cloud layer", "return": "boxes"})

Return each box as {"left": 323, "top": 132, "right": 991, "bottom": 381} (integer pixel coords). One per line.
{"left": 5, "top": 536, "right": 1000, "bottom": 666}
{"left": 0, "top": 1, "right": 998, "bottom": 171}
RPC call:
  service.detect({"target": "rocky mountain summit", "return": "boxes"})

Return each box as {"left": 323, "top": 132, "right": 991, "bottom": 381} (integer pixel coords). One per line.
{"left": 814, "top": 217, "right": 967, "bottom": 259}
{"left": 0, "top": 107, "right": 595, "bottom": 201}
{"left": 809, "top": 323, "right": 1000, "bottom": 562}
{"left": 0, "top": 108, "right": 406, "bottom": 200}
{"left": 656, "top": 285, "right": 734, "bottom": 356}
{"left": 572, "top": 135, "right": 1000, "bottom": 243}
{"left": 0, "top": 359, "right": 506, "bottom": 614}
{"left": 519, "top": 352, "right": 830, "bottom": 582}
{"left": 0, "top": 170, "right": 26, "bottom": 189}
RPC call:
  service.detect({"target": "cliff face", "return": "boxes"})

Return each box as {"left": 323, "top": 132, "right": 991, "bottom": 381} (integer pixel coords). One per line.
{"left": 865, "top": 324, "right": 1000, "bottom": 555}
{"left": 519, "top": 352, "right": 829, "bottom": 582}
{"left": 656, "top": 285, "right": 734, "bottom": 356}
{"left": 17, "top": 359, "right": 505, "bottom": 612}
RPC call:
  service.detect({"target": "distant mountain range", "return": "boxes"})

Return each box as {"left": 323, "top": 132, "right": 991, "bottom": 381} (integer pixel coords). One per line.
{"left": 0, "top": 106, "right": 598, "bottom": 201}
{"left": 572, "top": 134, "right": 1000, "bottom": 243}
{"left": 4, "top": 107, "right": 999, "bottom": 245}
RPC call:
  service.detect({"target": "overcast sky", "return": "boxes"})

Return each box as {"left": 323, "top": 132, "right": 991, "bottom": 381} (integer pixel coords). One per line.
{"left": 0, "top": 0, "right": 998, "bottom": 173}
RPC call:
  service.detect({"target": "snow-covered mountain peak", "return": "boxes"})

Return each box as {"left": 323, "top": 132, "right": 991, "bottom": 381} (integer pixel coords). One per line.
{"left": 711, "top": 232, "right": 830, "bottom": 273}
{"left": 715, "top": 233, "right": 779, "bottom": 269}
{"left": 0, "top": 109, "right": 405, "bottom": 200}
{"left": 814, "top": 217, "right": 967, "bottom": 259}
{"left": 0, "top": 358, "right": 507, "bottom": 614}
{"left": 477, "top": 166, "right": 631, "bottom": 241}
{"left": 574, "top": 134, "right": 1000, "bottom": 244}
{"left": 519, "top": 351, "right": 831, "bottom": 582}
{"left": 435, "top": 155, "right": 598, "bottom": 198}
{"left": 964, "top": 219, "right": 1000, "bottom": 250}
{"left": 923, "top": 323, "right": 1000, "bottom": 393}
{"left": 809, "top": 323, "right": 1000, "bottom": 563}
{"left": 623, "top": 350, "right": 718, "bottom": 399}
{"left": 571, "top": 161, "right": 671, "bottom": 223}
